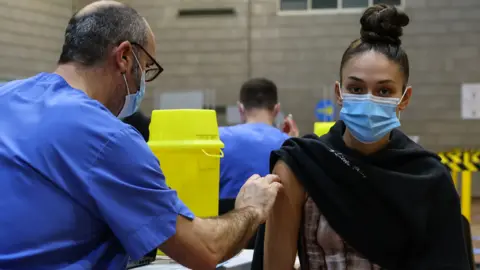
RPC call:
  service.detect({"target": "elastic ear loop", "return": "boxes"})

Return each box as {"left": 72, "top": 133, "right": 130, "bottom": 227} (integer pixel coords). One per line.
{"left": 122, "top": 74, "right": 131, "bottom": 95}
{"left": 397, "top": 88, "right": 409, "bottom": 120}
{"left": 122, "top": 50, "right": 142, "bottom": 95}
{"left": 337, "top": 83, "right": 344, "bottom": 100}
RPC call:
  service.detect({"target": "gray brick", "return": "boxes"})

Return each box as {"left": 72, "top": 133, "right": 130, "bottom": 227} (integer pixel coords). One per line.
{"left": 452, "top": 58, "right": 480, "bottom": 72}
{"left": 425, "top": 121, "right": 467, "bottom": 134}
{"left": 6, "top": 0, "right": 71, "bottom": 17}
{"left": 251, "top": 2, "right": 277, "bottom": 16}
{"left": 453, "top": 0, "right": 480, "bottom": 7}
{"left": 448, "top": 22, "right": 480, "bottom": 33}
{"left": 437, "top": 9, "right": 463, "bottom": 20}
{"left": 399, "top": 121, "right": 428, "bottom": 134}
{"left": 427, "top": 0, "right": 452, "bottom": 7}
{"left": 451, "top": 46, "right": 478, "bottom": 59}
{"left": 405, "top": 0, "right": 427, "bottom": 8}
{"left": 437, "top": 135, "right": 467, "bottom": 147}
{"left": 406, "top": 22, "right": 449, "bottom": 34}
{"left": 251, "top": 28, "right": 280, "bottom": 39}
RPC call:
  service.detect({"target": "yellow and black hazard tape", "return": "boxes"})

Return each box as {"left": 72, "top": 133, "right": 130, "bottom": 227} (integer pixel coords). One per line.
{"left": 438, "top": 149, "right": 480, "bottom": 172}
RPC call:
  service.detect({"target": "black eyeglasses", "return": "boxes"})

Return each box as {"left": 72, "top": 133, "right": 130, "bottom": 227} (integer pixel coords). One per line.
{"left": 131, "top": 42, "right": 163, "bottom": 82}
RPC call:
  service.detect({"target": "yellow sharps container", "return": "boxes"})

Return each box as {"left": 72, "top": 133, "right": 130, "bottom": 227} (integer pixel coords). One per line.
{"left": 148, "top": 109, "right": 224, "bottom": 219}
{"left": 314, "top": 122, "right": 336, "bottom": 137}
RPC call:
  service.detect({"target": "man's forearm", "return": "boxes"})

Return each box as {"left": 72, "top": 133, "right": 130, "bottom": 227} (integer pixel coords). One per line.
{"left": 197, "top": 206, "right": 261, "bottom": 262}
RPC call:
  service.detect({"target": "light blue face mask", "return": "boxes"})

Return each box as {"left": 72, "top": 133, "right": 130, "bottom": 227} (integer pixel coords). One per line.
{"left": 339, "top": 91, "right": 406, "bottom": 144}
{"left": 118, "top": 52, "right": 146, "bottom": 119}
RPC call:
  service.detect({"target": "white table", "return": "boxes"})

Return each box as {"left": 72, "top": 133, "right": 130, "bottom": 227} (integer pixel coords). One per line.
{"left": 137, "top": 249, "right": 254, "bottom": 270}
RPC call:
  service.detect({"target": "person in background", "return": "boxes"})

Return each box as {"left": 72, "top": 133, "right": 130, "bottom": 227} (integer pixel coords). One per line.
{"left": 219, "top": 78, "right": 298, "bottom": 209}
{"left": 0, "top": 1, "right": 282, "bottom": 269}
{"left": 218, "top": 78, "right": 298, "bottom": 248}
{"left": 255, "top": 4, "right": 469, "bottom": 270}
{"left": 123, "top": 111, "right": 151, "bottom": 141}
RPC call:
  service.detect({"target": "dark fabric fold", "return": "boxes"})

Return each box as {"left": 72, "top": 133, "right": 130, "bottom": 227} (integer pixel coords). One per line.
{"left": 122, "top": 111, "right": 151, "bottom": 141}
{"left": 252, "top": 121, "right": 469, "bottom": 270}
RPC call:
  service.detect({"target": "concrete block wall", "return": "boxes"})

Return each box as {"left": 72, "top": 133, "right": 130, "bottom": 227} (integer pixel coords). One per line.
{"left": 0, "top": 0, "right": 131, "bottom": 81}
{"left": 132, "top": 0, "right": 480, "bottom": 153}
{"left": 398, "top": 0, "right": 480, "bottom": 152}
{"left": 130, "top": 0, "right": 250, "bottom": 115}
{"left": 249, "top": 0, "right": 480, "bottom": 152}
{"left": 0, "top": 0, "right": 478, "bottom": 153}
{"left": 0, "top": 0, "right": 71, "bottom": 80}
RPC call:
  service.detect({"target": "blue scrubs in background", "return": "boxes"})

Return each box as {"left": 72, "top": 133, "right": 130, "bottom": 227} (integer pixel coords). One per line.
{"left": 0, "top": 73, "right": 194, "bottom": 269}
{"left": 219, "top": 123, "right": 289, "bottom": 199}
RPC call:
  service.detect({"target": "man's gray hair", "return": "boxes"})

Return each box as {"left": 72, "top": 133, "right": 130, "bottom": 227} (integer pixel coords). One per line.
{"left": 58, "top": 4, "right": 148, "bottom": 66}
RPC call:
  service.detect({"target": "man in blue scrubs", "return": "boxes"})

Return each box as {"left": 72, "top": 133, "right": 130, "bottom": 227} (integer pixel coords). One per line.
{"left": 219, "top": 78, "right": 298, "bottom": 209}
{"left": 0, "top": 2, "right": 282, "bottom": 269}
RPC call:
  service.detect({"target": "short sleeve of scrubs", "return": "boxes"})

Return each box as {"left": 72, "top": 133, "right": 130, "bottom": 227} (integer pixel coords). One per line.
{"left": 87, "top": 127, "right": 194, "bottom": 260}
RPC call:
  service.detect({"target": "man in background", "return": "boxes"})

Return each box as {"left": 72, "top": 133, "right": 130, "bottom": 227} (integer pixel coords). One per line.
{"left": 219, "top": 79, "right": 298, "bottom": 244}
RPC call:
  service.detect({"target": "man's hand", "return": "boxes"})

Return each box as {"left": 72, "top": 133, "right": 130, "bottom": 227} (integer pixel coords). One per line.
{"left": 159, "top": 174, "right": 283, "bottom": 269}
{"left": 281, "top": 114, "right": 299, "bottom": 137}
{"left": 235, "top": 174, "right": 283, "bottom": 223}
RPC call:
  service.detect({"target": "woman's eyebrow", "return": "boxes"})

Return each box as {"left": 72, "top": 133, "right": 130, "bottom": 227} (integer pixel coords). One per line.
{"left": 376, "top": 79, "right": 395, "bottom": 84}
{"left": 347, "top": 76, "right": 364, "bottom": 82}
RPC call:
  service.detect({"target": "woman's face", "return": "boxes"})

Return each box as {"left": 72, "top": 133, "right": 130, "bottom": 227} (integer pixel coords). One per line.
{"left": 335, "top": 50, "right": 412, "bottom": 114}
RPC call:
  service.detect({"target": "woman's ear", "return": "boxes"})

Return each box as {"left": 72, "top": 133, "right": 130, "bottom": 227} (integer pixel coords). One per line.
{"left": 398, "top": 86, "right": 412, "bottom": 111}
{"left": 335, "top": 81, "right": 343, "bottom": 107}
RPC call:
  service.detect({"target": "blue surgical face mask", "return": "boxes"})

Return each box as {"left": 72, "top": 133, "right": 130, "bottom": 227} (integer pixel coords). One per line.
{"left": 118, "top": 52, "right": 146, "bottom": 119}
{"left": 339, "top": 90, "right": 407, "bottom": 144}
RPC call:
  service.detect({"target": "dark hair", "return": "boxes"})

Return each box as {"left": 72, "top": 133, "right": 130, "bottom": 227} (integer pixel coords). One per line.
{"left": 239, "top": 78, "right": 278, "bottom": 111}
{"left": 340, "top": 4, "right": 410, "bottom": 85}
{"left": 122, "top": 111, "right": 151, "bottom": 142}
{"left": 58, "top": 4, "right": 148, "bottom": 66}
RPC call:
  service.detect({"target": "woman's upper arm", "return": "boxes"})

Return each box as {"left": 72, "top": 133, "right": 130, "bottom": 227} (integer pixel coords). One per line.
{"left": 264, "top": 160, "right": 306, "bottom": 270}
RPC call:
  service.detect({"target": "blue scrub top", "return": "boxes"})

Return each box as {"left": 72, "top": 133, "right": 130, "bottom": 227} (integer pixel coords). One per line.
{"left": 0, "top": 73, "right": 194, "bottom": 269}
{"left": 219, "top": 123, "right": 289, "bottom": 199}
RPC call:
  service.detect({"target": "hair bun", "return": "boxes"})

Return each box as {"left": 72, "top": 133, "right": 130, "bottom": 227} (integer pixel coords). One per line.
{"left": 360, "top": 4, "right": 409, "bottom": 46}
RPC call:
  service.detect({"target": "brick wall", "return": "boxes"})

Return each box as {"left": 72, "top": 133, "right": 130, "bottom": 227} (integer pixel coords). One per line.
{"left": 247, "top": 0, "right": 480, "bottom": 152}
{"left": 132, "top": 0, "right": 480, "bottom": 153}
{"left": 0, "top": 0, "right": 71, "bottom": 80}
{"left": 0, "top": 0, "right": 132, "bottom": 81}
{"left": 130, "top": 0, "right": 250, "bottom": 115}
{"left": 1, "top": 0, "right": 479, "bottom": 152}
{"left": 397, "top": 0, "right": 480, "bottom": 152}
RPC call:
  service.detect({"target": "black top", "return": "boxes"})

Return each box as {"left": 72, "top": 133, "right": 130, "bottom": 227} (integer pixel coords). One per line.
{"left": 122, "top": 111, "right": 151, "bottom": 142}
{"left": 252, "top": 121, "right": 469, "bottom": 270}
